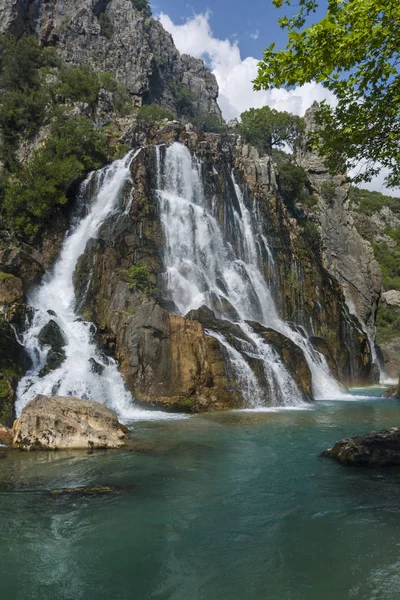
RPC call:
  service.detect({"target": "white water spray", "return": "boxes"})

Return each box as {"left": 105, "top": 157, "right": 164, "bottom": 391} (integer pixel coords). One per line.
{"left": 15, "top": 152, "right": 177, "bottom": 422}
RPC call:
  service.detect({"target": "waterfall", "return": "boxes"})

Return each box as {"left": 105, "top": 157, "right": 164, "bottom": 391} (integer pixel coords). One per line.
{"left": 15, "top": 151, "right": 156, "bottom": 422}
{"left": 156, "top": 142, "right": 343, "bottom": 406}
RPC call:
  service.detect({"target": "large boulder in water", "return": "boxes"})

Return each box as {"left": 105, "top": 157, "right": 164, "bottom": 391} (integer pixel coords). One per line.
{"left": 12, "top": 395, "right": 128, "bottom": 450}
{"left": 323, "top": 428, "right": 400, "bottom": 466}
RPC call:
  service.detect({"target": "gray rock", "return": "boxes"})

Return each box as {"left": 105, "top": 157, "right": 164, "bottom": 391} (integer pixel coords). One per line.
{"left": 297, "top": 104, "right": 382, "bottom": 336}
{"left": 382, "top": 290, "right": 400, "bottom": 308}
{"left": 0, "top": 0, "right": 221, "bottom": 119}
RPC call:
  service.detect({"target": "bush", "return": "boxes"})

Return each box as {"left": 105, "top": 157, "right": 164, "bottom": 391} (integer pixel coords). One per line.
{"left": 98, "top": 13, "right": 114, "bottom": 38}
{"left": 119, "top": 265, "right": 157, "bottom": 293}
{"left": 2, "top": 116, "right": 109, "bottom": 240}
{"left": 373, "top": 241, "right": 400, "bottom": 291}
{"left": 192, "top": 113, "right": 227, "bottom": 133}
{"left": 57, "top": 66, "right": 100, "bottom": 107}
{"left": 138, "top": 104, "right": 175, "bottom": 124}
{"left": 349, "top": 186, "right": 400, "bottom": 215}
{"left": 278, "top": 161, "right": 309, "bottom": 212}
{"left": 376, "top": 303, "right": 400, "bottom": 344}
{"left": 99, "top": 72, "right": 133, "bottom": 115}
{"left": 131, "top": 0, "right": 152, "bottom": 16}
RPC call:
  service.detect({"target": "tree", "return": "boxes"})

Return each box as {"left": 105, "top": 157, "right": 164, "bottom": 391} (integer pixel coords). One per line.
{"left": 254, "top": 0, "right": 400, "bottom": 187}
{"left": 239, "top": 106, "right": 304, "bottom": 153}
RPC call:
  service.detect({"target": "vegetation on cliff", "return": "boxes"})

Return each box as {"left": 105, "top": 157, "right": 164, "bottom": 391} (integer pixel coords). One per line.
{"left": 239, "top": 106, "right": 304, "bottom": 154}
{"left": 255, "top": 0, "right": 400, "bottom": 187}
{"left": 0, "top": 33, "right": 135, "bottom": 241}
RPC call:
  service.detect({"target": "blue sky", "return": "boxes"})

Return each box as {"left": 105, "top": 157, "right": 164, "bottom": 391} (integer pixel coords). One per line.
{"left": 151, "top": 0, "right": 289, "bottom": 60}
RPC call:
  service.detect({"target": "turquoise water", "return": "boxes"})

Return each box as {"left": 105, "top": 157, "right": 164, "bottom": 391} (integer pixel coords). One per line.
{"left": 1, "top": 390, "right": 400, "bottom": 600}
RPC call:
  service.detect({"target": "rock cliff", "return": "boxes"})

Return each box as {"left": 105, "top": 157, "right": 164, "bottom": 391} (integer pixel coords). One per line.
{"left": 0, "top": 0, "right": 221, "bottom": 119}
{"left": 297, "top": 104, "right": 382, "bottom": 338}
{"left": 70, "top": 122, "right": 374, "bottom": 411}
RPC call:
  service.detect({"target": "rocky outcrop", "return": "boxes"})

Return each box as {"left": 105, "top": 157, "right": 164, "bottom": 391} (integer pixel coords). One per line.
{"left": 297, "top": 104, "right": 382, "bottom": 337}
{"left": 323, "top": 428, "right": 400, "bottom": 466}
{"left": 0, "top": 0, "right": 221, "bottom": 119}
{"left": 382, "top": 290, "right": 400, "bottom": 309}
{"left": 383, "top": 380, "right": 400, "bottom": 399}
{"left": 12, "top": 395, "right": 128, "bottom": 450}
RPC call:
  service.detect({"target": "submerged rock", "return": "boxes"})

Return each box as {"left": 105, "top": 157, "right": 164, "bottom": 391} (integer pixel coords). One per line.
{"left": 323, "top": 428, "right": 400, "bottom": 466}
{"left": 13, "top": 395, "right": 128, "bottom": 451}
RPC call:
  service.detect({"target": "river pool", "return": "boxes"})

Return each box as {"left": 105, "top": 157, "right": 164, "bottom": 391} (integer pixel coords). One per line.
{"left": 1, "top": 389, "right": 400, "bottom": 600}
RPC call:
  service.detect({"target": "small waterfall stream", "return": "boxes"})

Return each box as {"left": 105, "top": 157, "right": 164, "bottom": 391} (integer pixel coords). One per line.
{"left": 156, "top": 142, "right": 343, "bottom": 407}
{"left": 15, "top": 152, "right": 146, "bottom": 421}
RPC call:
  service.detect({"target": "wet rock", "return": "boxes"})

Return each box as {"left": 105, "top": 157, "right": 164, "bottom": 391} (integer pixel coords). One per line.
{"left": 247, "top": 322, "right": 313, "bottom": 399}
{"left": 0, "top": 247, "right": 44, "bottom": 291}
{"left": 38, "top": 320, "right": 67, "bottom": 376}
{"left": 38, "top": 320, "right": 66, "bottom": 351}
{"left": 12, "top": 395, "right": 128, "bottom": 450}
{"left": 89, "top": 357, "right": 104, "bottom": 375}
{"left": 323, "top": 428, "right": 400, "bottom": 466}
{"left": 309, "top": 336, "right": 339, "bottom": 379}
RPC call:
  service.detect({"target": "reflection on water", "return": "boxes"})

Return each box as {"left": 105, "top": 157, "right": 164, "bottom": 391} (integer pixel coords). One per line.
{"left": 1, "top": 393, "right": 400, "bottom": 599}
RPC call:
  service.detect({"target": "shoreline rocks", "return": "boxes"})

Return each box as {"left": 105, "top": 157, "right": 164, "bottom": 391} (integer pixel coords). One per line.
{"left": 323, "top": 428, "right": 400, "bottom": 466}
{"left": 12, "top": 395, "right": 128, "bottom": 451}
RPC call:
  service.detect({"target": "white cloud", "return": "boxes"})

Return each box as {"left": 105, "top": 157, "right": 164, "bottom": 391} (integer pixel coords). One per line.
{"left": 158, "top": 12, "right": 335, "bottom": 121}
{"left": 158, "top": 11, "right": 398, "bottom": 196}
{"left": 249, "top": 30, "right": 259, "bottom": 40}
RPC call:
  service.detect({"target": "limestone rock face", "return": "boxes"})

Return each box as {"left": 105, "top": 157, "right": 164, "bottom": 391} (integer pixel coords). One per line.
{"left": 12, "top": 395, "right": 128, "bottom": 450}
{"left": 297, "top": 104, "right": 382, "bottom": 336}
{"left": 0, "top": 0, "right": 221, "bottom": 119}
{"left": 323, "top": 428, "right": 400, "bottom": 466}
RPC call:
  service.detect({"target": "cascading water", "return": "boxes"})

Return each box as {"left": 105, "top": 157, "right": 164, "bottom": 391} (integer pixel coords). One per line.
{"left": 16, "top": 151, "right": 156, "bottom": 422}
{"left": 156, "top": 142, "right": 344, "bottom": 407}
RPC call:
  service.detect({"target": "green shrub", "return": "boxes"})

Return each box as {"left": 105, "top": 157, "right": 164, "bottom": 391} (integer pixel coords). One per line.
{"left": 57, "top": 66, "right": 100, "bottom": 107}
{"left": 376, "top": 303, "right": 400, "bottom": 344}
{"left": 349, "top": 186, "right": 400, "bottom": 215}
{"left": 99, "top": 72, "right": 133, "bottom": 115}
{"left": 98, "top": 13, "right": 114, "bottom": 38}
{"left": 130, "top": 0, "right": 152, "bottom": 16}
{"left": 373, "top": 241, "right": 400, "bottom": 291}
{"left": 138, "top": 104, "right": 175, "bottom": 124}
{"left": 320, "top": 180, "right": 336, "bottom": 203}
{"left": 169, "top": 83, "right": 196, "bottom": 117}
{"left": 2, "top": 116, "right": 108, "bottom": 240}
{"left": 192, "top": 113, "right": 227, "bottom": 133}
{"left": 119, "top": 265, "right": 158, "bottom": 293}
{"left": 278, "top": 162, "right": 309, "bottom": 212}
